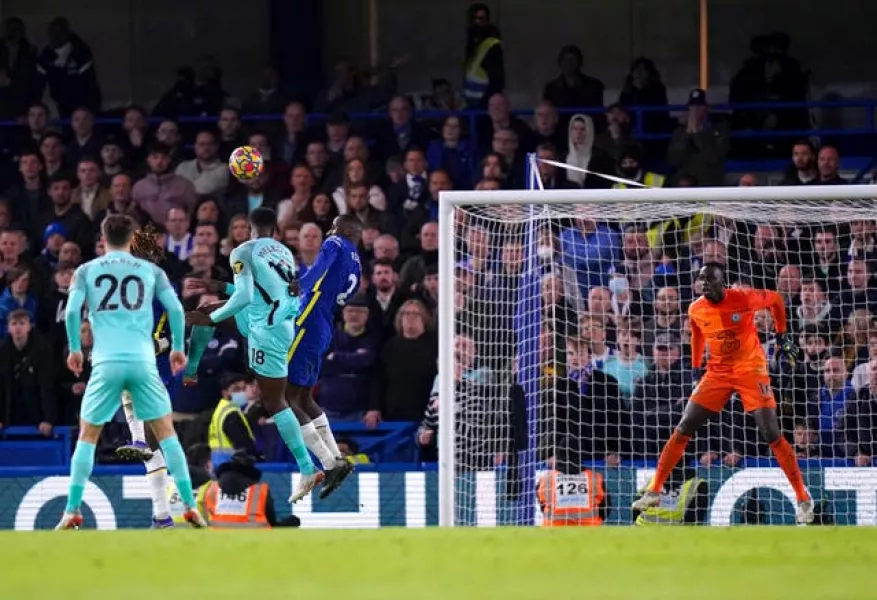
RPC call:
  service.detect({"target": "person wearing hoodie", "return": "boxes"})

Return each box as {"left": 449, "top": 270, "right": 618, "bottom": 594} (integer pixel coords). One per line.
{"left": 203, "top": 449, "right": 300, "bottom": 528}
{"left": 563, "top": 114, "right": 614, "bottom": 189}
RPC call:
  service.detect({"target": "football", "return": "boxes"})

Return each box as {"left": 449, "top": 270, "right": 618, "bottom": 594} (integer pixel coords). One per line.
{"left": 228, "top": 145, "right": 264, "bottom": 182}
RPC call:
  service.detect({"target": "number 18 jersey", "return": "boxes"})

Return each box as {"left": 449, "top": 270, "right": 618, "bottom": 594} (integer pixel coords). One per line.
{"left": 73, "top": 250, "right": 170, "bottom": 365}
{"left": 231, "top": 238, "right": 298, "bottom": 331}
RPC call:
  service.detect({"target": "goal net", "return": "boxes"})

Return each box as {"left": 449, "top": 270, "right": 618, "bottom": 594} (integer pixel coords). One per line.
{"left": 438, "top": 159, "right": 877, "bottom": 527}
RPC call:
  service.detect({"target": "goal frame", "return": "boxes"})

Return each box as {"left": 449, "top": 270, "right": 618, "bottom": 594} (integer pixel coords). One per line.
{"left": 437, "top": 176, "right": 874, "bottom": 527}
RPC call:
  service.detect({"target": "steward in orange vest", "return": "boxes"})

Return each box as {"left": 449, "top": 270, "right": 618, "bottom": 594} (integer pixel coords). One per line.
{"left": 537, "top": 468, "right": 610, "bottom": 526}
{"left": 204, "top": 451, "right": 300, "bottom": 529}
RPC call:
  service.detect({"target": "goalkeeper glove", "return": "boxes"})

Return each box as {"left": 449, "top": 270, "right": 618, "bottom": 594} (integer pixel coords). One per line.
{"left": 776, "top": 333, "right": 800, "bottom": 368}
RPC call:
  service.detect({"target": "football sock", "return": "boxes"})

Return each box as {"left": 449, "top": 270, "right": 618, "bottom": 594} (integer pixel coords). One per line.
{"left": 650, "top": 431, "right": 691, "bottom": 493}
{"left": 301, "top": 421, "right": 336, "bottom": 469}
{"left": 184, "top": 325, "right": 215, "bottom": 378}
{"left": 274, "top": 408, "right": 316, "bottom": 475}
{"left": 313, "top": 412, "right": 342, "bottom": 458}
{"left": 66, "top": 441, "right": 96, "bottom": 513}
{"left": 770, "top": 437, "right": 810, "bottom": 502}
{"left": 145, "top": 451, "right": 170, "bottom": 519}
{"left": 121, "top": 392, "right": 146, "bottom": 443}
{"left": 159, "top": 436, "right": 195, "bottom": 508}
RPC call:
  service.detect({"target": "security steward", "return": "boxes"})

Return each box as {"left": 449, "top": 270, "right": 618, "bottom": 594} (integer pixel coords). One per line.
{"left": 633, "top": 465, "right": 708, "bottom": 525}
{"left": 203, "top": 450, "right": 300, "bottom": 529}
{"left": 208, "top": 372, "right": 259, "bottom": 467}
{"left": 536, "top": 446, "right": 611, "bottom": 526}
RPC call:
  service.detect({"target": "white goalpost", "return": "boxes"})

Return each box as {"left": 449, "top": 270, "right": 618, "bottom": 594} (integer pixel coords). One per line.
{"left": 438, "top": 156, "right": 877, "bottom": 527}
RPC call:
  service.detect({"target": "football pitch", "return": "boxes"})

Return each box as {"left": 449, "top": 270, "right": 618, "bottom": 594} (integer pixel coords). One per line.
{"left": 2, "top": 527, "right": 874, "bottom": 599}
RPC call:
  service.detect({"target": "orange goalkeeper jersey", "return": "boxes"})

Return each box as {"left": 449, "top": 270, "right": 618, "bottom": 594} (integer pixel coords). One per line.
{"left": 687, "top": 288, "right": 787, "bottom": 374}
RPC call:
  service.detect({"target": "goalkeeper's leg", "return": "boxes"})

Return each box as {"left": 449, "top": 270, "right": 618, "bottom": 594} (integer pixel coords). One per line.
{"left": 118, "top": 391, "right": 173, "bottom": 527}
{"left": 632, "top": 400, "right": 716, "bottom": 512}
{"left": 751, "top": 405, "right": 814, "bottom": 524}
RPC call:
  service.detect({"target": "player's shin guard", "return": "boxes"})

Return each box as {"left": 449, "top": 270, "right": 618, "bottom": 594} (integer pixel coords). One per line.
{"left": 651, "top": 431, "right": 692, "bottom": 492}
{"left": 66, "top": 441, "right": 96, "bottom": 513}
{"left": 274, "top": 408, "right": 317, "bottom": 475}
{"left": 121, "top": 391, "right": 146, "bottom": 443}
{"left": 301, "top": 421, "right": 336, "bottom": 469}
{"left": 158, "top": 436, "right": 195, "bottom": 508}
{"left": 770, "top": 437, "right": 810, "bottom": 502}
{"left": 184, "top": 325, "right": 215, "bottom": 378}
{"left": 312, "top": 412, "right": 342, "bottom": 458}
{"left": 145, "top": 451, "right": 171, "bottom": 519}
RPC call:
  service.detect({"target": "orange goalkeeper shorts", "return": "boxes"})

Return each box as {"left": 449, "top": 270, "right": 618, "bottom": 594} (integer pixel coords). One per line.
{"left": 690, "top": 371, "right": 776, "bottom": 413}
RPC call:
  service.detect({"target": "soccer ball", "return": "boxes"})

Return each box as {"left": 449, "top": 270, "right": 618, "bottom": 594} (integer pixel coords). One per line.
{"left": 228, "top": 145, "right": 264, "bottom": 182}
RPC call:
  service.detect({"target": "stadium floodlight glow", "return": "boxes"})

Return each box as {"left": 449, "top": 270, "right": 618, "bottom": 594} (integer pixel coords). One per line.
{"left": 438, "top": 155, "right": 877, "bottom": 527}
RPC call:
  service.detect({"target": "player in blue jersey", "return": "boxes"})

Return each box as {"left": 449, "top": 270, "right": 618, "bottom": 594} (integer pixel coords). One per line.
{"left": 185, "top": 207, "right": 324, "bottom": 503}
{"left": 286, "top": 215, "right": 363, "bottom": 499}
{"left": 56, "top": 215, "right": 207, "bottom": 529}
{"left": 113, "top": 226, "right": 181, "bottom": 528}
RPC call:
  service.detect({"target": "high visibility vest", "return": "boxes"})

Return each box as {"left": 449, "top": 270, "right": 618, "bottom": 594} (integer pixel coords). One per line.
{"left": 635, "top": 477, "right": 705, "bottom": 526}
{"left": 168, "top": 481, "right": 211, "bottom": 526}
{"left": 463, "top": 37, "right": 501, "bottom": 104}
{"left": 203, "top": 480, "right": 271, "bottom": 529}
{"left": 613, "top": 171, "right": 665, "bottom": 190}
{"left": 208, "top": 398, "right": 255, "bottom": 467}
{"left": 536, "top": 470, "right": 605, "bottom": 527}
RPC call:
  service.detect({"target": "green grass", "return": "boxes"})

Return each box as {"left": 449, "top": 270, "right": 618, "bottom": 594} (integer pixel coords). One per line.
{"left": 2, "top": 527, "right": 875, "bottom": 599}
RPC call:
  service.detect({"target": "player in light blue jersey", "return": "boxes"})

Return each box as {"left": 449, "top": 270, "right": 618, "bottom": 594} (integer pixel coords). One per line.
{"left": 56, "top": 215, "right": 207, "bottom": 530}
{"left": 185, "top": 207, "right": 323, "bottom": 503}
{"left": 286, "top": 215, "right": 363, "bottom": 499}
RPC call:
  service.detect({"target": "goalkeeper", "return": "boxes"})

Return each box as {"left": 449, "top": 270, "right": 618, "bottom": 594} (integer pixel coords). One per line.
{"left": 632, "top": 264, "right": 814, "bottom": 524}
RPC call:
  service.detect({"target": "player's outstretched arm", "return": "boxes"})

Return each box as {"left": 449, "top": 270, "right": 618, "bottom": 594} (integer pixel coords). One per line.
{"left": 208, "top": 247, "right": 254, "bottom": 324}
{"left": 154, "top": 267, "right": 185, "bottom": 354}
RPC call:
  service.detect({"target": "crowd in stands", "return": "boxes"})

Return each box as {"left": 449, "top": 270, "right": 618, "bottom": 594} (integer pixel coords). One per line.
{"left": 0, "top": 8, "right": 873, "bottom": 468}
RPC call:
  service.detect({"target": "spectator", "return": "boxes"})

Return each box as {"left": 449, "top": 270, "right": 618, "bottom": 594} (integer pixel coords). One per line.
{"left": 667, "top": 89, "right": 730, "bottom": 186}
{"left": 65, "top": 107, "right": 100, "bottom": 166}
{"left": 275, "top": 101, "right": 310, "bottom": 167}
{"left": 194, "top": 222, "right": 221, "bottom": 252}
{"left": 738, "top": 173, "right": 759, "bottom": 186}
{"left": 17, "top": 102, "right": 49, "bottom": 151}
{"left": 36, "top": 18, "right": 100, "bottom": 116}
{"left": 318, "top": 293, "right": 379, "bottom": 421}
{"left": 618, "top": 58, "right": 670, "bottom": 138}
{"left": 119, "top": 105, "right": 148, "bottom": 166}
{"left": 565, "top": 114, "right": 610, "bottom": 189}
{"left": 0, "top": 266, "right": 37, "bottom": 331}
{"left": 331, "top": 157, "right": 387, "bottom": 215}
{"left": 277, "top": 164, "right": 316, "bottom": 226}
{"left": 185, "top": 243, "right": 228, "bottom": 282}
{"left": 817, "top": 356, "right": 856, "bottom": 457}
{"left": 792, "top": 279, "right": 843, "bottom": 339}
{"left": 0, "top": 229, "right": 35, "bottom": 289}
{"left": 0, "top": 309, "right": 55, "bottom": 432}
{"left": 779, "top": 139, "right": 818, "bottom": 185}
{"left": 153, "top": 60, "right": 225, "bottom": 119}
{"left": 399, "top": 169, "right": 448, "bottom": 252}
{"left": 643, "top": 286, "right": 684, "bottom": 348}
{"left": 367, "top": 298, "right": 437, "bottom": 427}
{"left": 0, "top": 18, "right": 39, "bottom": 107}
{"left": 811, "top": 227, "right": 844, "bottom": 294}
{"left": 153, "top": 119, "right": 185, "bottom": 167}
{"left": 216, "top": 106, "right": 245, "bottom": 161}
{"left": 851, "top": 330, "right": 877, "bottom": 392}
{"left": 194, "top": 196, "right": 223, "bottom": 229}
{"left": 220, "top": 213, "right": 249, "bottom": 257}
{"left": 631, "top": 333, "right": 690, "bottom": 458}
{"left": 37, "top": 173, "right": 92, "bottom": 256}
{"left": 55, "top": 319, "right": 90, "bottom": 425}
{"left": 323, "top": 111, "right": 350, "bottom": 161}
{"left": 535, "top": 143, "right": 578, "bottom": 190}
{"left": 542, "top": 44, "right": 604, "bottom": 110}
{"left": 242, "top": 64, "right": 287, "bottom": 116}
{"left": 4, "top": 148, "right": 49, "bottom": 240}
{"left": 227, "top": 163, "right": 284, "bottom": 218}
{"left": 40, "top": 131, "right": 69, "bottom": 178}
{"left": 313, "top": 57, "right": 398, "bottom": 114}
{"left": 92, "top": 173, "right": 148, "bottom": 230}
{"left": 481, "top": 93, "right": 532, "bottom": 157}
{"left": 297, "top": 222, "right": 322, "bottom": 269}
{"left": 531, "top": 101, "right": 566, "bottom": 154}
{"left": 98, "top": 137, "right": 126, "bottom": 184}
{"left": 601, "top": 327, "right": 648, "bottom": 401}
{"left": 812, "top": 146, "right": 847, "bottom": 185}
{"left": 399, "top": 221, "right": 439, "bottom": 291}
{"left": 424, "top": 77, "right": 463, "bottom": 113}
{"left": 848, "top": 219, "right": 877, "bottom": 262}
{"left": 839, "top": 259, "right": 876, "bottom": 318}
{"left": 36, "top": 222, "right": 66, "bottom": 272}
{"left": 560, "top": 217, "right": 620, "bottom": 296}
{"left": 132, "top": 143, "right": 196, "bottom": 226}
{"left": 366, "top": 257, "right": 405, "bottom": 341}
{"left": 374, "top": 95, "right": 432, "bottom": 164}
{"left": 386, "top": 148, "right": 429, "bottom": 228}
{"left": 296, "top": 193, "right": 339, "bottom": 237}
{"left": 71, "top": 156, "right": 110, "bottom": 220}
{"left": 175, "top": 130, "right": 229, "bottom": 198}
{"left": 851, "top": 361, "right": 877, "bottom": 463}
{"left": 304, "top": 140, "right": 329, "bottom": 190}
{"left": 426, "top": 116, "right": 475, "bottom": 191}
{"left": 462, "top": 3, "right": 504, "bottom": 109}
{"left": 612, "top": 145, "right": 665, "bottom": 189}
{"left": 164, "top": 207, "right": 193, "bottom": 260}
{"left": 594, "top": 104, "right": 638, "bottom": 164}
{"left": 36, "top": 261, "right": 74, "bottom": 346}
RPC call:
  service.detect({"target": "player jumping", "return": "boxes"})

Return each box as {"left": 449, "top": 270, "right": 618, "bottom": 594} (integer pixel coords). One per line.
{"left": 114, "top": 226, "right": 179, "bottom": 528}
{"left": 56, "top": 215, "right": 207, "bottom": 529}
{"left": 184, "top": 207, "right": 324, "bottom": 503}
{"left": 284, "top": 215, "right": 363, "bottom": 498}
{"left": 631, "top": 263, "right": 814, "bottom": 524}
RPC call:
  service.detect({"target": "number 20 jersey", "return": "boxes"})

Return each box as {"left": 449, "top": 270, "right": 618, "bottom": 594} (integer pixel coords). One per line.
{"left": 73, "top": 251, "right": 171, "bottom": 365}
